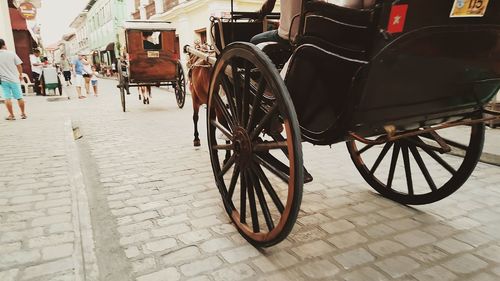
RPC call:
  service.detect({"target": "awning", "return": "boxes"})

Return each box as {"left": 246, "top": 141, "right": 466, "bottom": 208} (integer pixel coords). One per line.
{"left": 9, "top": 8, "right": 28, "bottom": 31}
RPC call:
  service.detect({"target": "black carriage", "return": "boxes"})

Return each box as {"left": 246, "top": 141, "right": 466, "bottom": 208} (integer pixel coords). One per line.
{"left": 185, "top": 0, "right": 500, "bottom": 247}
{"left": 118, "top": 20, "right": 186, "bottom": 112}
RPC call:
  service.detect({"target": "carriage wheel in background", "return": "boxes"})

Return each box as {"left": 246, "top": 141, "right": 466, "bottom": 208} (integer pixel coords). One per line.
{"left": 346, "top": 116, "right": 485, "bottom": 205}
{"left": 207, "top": 43, "right": 303, "bottom": 247}
{"left": 117, "top": 61, "right": 126, "bottom": 112}
{"left": 175, "top": 62, "right": 186, "bottom": 108}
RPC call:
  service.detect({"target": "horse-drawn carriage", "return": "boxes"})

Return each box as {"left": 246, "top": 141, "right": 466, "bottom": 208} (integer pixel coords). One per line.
{"left": 117, "top": 20, "right": 186, "bottom": 112}
{"left": 185, "top": 0, "right": 500, "bottom": 247}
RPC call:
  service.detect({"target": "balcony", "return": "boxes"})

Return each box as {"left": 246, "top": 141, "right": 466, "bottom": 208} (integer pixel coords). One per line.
{"left": 145, "top": 2, "right": 156, "bottom": 19}
{"left": 163, "top": 0, "right": 178, "bottom": 12}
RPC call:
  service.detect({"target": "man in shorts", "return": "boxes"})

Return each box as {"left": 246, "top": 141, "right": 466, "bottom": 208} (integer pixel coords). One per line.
{"left": 0, "top": 39, "right": 27, "bottom": 120}
{"left": 73, "top": 53, "right": 86, "bottom": 99}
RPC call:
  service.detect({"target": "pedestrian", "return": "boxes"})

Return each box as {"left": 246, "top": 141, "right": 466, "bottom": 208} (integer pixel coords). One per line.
{"left": 90, "top": 65, "right": 99, "bottom": 97}
{"left": 30, "top": 49, "right": 43, "bottom": 96}
{"left": 72, "top": 53, "right": 86, "bottom": 99}
{"left": 0, "top": 39, "right": 27, "bottom": 120}
{"left": 60, "top": 54, "right": 72, "bottom": 86}
{"left": 81, "top": 55, "right": 92, "bottom": 96}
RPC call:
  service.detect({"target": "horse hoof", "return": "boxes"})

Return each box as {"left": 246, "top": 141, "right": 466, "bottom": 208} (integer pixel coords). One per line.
{"left": 193, "top": 140, "right": 201, "bottom": 147}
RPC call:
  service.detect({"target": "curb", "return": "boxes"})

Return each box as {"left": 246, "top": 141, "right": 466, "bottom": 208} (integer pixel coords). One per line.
{"left": 65, "top": 119, "right": 100, "bottom": 281}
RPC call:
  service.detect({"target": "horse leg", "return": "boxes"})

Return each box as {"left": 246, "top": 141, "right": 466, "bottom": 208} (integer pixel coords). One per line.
{"left": 193, "top": 101, "right": 201, "bottom": 147}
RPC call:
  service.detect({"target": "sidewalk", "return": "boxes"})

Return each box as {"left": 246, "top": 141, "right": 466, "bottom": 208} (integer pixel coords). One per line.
{"left": 0, "top": 90, "right": 97, "bottom": 281}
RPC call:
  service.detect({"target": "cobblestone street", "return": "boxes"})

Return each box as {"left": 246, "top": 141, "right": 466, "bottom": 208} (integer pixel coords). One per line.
{"left": 1, "top": 79, "right": 500, "bottom": 281}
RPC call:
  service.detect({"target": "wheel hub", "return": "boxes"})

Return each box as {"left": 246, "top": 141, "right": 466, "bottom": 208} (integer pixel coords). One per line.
{"left": 233, "top": 127, "right": 252, "bottom": 169}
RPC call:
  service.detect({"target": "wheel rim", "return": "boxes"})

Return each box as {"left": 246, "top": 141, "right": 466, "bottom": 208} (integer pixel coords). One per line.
{"left": 207, "top": 43, "right": 303, "bottom": 246}
{"left": 347, "top": 119, "right": 485, "bottom": 205}
{"left": 176, "top": 64, "right": 186, "bottom": 108}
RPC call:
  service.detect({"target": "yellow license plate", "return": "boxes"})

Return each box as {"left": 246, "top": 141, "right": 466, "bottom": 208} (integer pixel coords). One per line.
{"left": 450, "top": 0, "right": 490, "bottom": 17}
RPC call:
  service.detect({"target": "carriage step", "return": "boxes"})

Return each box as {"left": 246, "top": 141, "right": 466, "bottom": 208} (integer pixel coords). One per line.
{"left": 256, "top": 151, "right": 313, "bottom": 184}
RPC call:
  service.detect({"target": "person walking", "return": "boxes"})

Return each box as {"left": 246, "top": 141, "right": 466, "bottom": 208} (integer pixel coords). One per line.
{"left": 60, "top": 54, "right": 72, "bottom": 86}
{"left": 81, "top": 55, "right": 92, "bottom": 96}
{"left": 30, "top": 49, "right": 43, "bottom": 96}
{"left": 73, "top": 53, "right": 86, "bottom": 99}
{"left": 0, "top": 39, "right": 27, "bottom": 120}
{"left": 90, "top": 65, "right": 99, "bottom": 97}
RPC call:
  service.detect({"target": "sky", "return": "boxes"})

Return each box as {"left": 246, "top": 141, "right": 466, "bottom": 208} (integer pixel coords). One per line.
{"left": 37, "top": 0, "right": 89, "bottom": 45}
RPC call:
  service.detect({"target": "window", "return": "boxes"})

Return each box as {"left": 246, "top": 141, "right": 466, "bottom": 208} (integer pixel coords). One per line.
{"left": 142, "top": 31, "right": 162, "bottom": 50}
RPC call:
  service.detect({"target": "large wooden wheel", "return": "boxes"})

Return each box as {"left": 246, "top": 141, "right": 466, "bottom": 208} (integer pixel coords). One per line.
{"left": 347, "top": 116, "right": 485, "bottom": 205}
{"left": 175, "top": 62, "right": 186, "bottom": 108}
{"left": 207, "top": 43, "right": 303, "bottom": 247}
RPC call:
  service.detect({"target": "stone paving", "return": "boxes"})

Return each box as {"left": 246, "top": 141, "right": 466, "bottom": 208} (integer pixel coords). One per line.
{"left": 1, "top": 79, "right": 500, "bottom": 281}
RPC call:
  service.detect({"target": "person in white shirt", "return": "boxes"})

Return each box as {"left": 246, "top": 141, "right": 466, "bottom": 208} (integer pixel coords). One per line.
{"left": 0, "top": 39, "right": 27, "bottom": 120}
{"left": 30, "top": 49, "right": 43, "bottom": 95}
{"left": 251, "top": 0, "right": 302, "bottom": 45}
{"left": 251, "top": 0, "right": 376, "bottom": 45}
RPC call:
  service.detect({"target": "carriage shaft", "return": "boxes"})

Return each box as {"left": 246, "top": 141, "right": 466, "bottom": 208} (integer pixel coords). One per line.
{"left": 184, "top": 45, "right": 217, "bottom": 66}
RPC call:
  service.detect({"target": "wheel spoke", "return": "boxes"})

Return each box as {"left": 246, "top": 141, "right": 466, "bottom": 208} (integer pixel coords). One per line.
{"left": 408, "top": 145, "right": 437, "bottom": 192}
{"left": 401, "top": 144, "right": 414, "bottom": 196}
{"left": 370, "top": 142, "right": 393, "bottom": 174}
{"left": 246, "top": 77, "right": 266, "bottom": 131}
{"left": 358, "top": 144, "right": 374, "bottom": 155}
{"left": 254, "top": 152, "right": 290, "bottom": 184}
{"left": 253, "top": 162, "right": 285, "bottom": 214}
{"left": 227, "top": 164, "right": 240, "bottom": 200}
{"left": 210, "top": 119, "right": 233, "bottom": 140}
{"left": 387, "top": 143, "right": 400, "bottom": 189}
{"left": 416, "top": 137, "right": 457, "bottom": 175}
{"left": 218, "top": 153, "right": 236, "bottom": 178}
{"left": 250, "top": 104, "right": 279, "bottom": 140}
{"left": 253, "top": 141, "right": 288, "bottom": 152}
{"left": 249, "top": 165, "right": 275, "bottom": 231}
{"left": 240, "top": 171, "right": 247, "bottom": 224}
{"left": 213, "top": 89, "right": 235, "bottom": 128}
{"left": 221, "top": 73, "right": 240, "bottom": 126}
{"left": 230, "top": 61, "right": 243, "bottom": 123}
{"left": 212, "top": 143, "right": 234, "bottom": 150}
{"left": 241, "top": 63, "right": 251, "bottom": 125}
{"left": 246, "top": 169, "right": 260, "bottom": 232}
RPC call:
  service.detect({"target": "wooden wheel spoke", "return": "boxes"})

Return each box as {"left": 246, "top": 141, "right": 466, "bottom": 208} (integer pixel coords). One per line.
{"left": 227, "top": 164, "right": 240, "bottom": 200}
{"left": 210, "top": 119, "right": 233, "bottom": 140}
{"left": 213, "top": 92, "right": 235, "bottom": 128}
{"left": 370, "top": 142, "right": 393, "bottom": 174}
{"left": 246, "top": 169, "right": 260, "bottom": 232}
{"left": 416, "top": 137, "right": 457, "bottom": 175}
{"left": 250, "top": 104, "right": 279, "bottom": 140}
{"left": 401, "top": 144, "right": 414, "bottom": 196}
{"left": 246, "top": 77, "right": 266, "bottom": 131}
{"left": 240, "top": 171, "right": 247, "bottom": 223}
{"left": 212, "top": 143, "right": 234, "bottom": 150}
{"left": 253, "top": 141, "right": 288, "bottom": 152}
{"left": 254, "top": 152, "right": 290, "bottom": 184}
{"left": 218, "top": 153, "right": 236, "bottom": 178}
{"left": 358, "top": 144, "right": 374, "bottom": 155}
{"left": 249, "top": 166, "right": 275, "bottom": 231}
{"left": 221, "top": 74, "right": 240, "bottom": 126}
{"left": 241, "top": 63, "right": 251, "bottom": 125}
{"left": 422, "top": 133, "right": 468, "bottom": 151}
{"left": 408, "top": 145, "right": 437, "bottom": 192}
{"left": 253, "top": 162, "right": 285, "bottom": 214}
{"left": 387, "top": 143, "right": 400, "bottom": 189}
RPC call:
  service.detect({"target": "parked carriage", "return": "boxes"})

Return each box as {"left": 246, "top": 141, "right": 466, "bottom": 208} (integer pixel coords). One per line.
{"left": 117, "top": 20, "right": 186, "bottom": 112}
{"left": 185, "top": 0, "right": 500, "bottom": 247}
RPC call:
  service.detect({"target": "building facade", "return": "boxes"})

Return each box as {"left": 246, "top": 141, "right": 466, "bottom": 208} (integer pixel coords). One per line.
{"left": 69, "top": 0, "right": 128, "bottom": 71}
{"left": 129, "top": 0, "right": 271, "bottom": 65}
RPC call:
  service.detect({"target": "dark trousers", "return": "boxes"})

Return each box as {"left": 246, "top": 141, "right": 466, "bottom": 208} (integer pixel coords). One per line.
{"left": 32, "top": 72, "right": 42, "bottom": 95}
{"left": 63, "top": 71, "right": 71, "bottom": 82}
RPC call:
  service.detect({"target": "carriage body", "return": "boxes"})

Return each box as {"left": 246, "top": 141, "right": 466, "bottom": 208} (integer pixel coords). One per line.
{"left": 289, "top": 0, "right": 500, "bottom": 144}
{"left": 185, "top": 0, "right": 500, "bottom": 247}
{"left": 117, "top": 20, "right": 186, "bottom": 111}
{"left": 123, "top": 21, "right": 180, "bottom": 83}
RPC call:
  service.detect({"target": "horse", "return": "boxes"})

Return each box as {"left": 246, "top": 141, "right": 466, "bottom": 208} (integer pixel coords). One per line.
{"left": 186, "top": 43, "right": 231, "bottom": 163}
{"left": 186, "top": 43, "right": 214, "bottom": 147}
